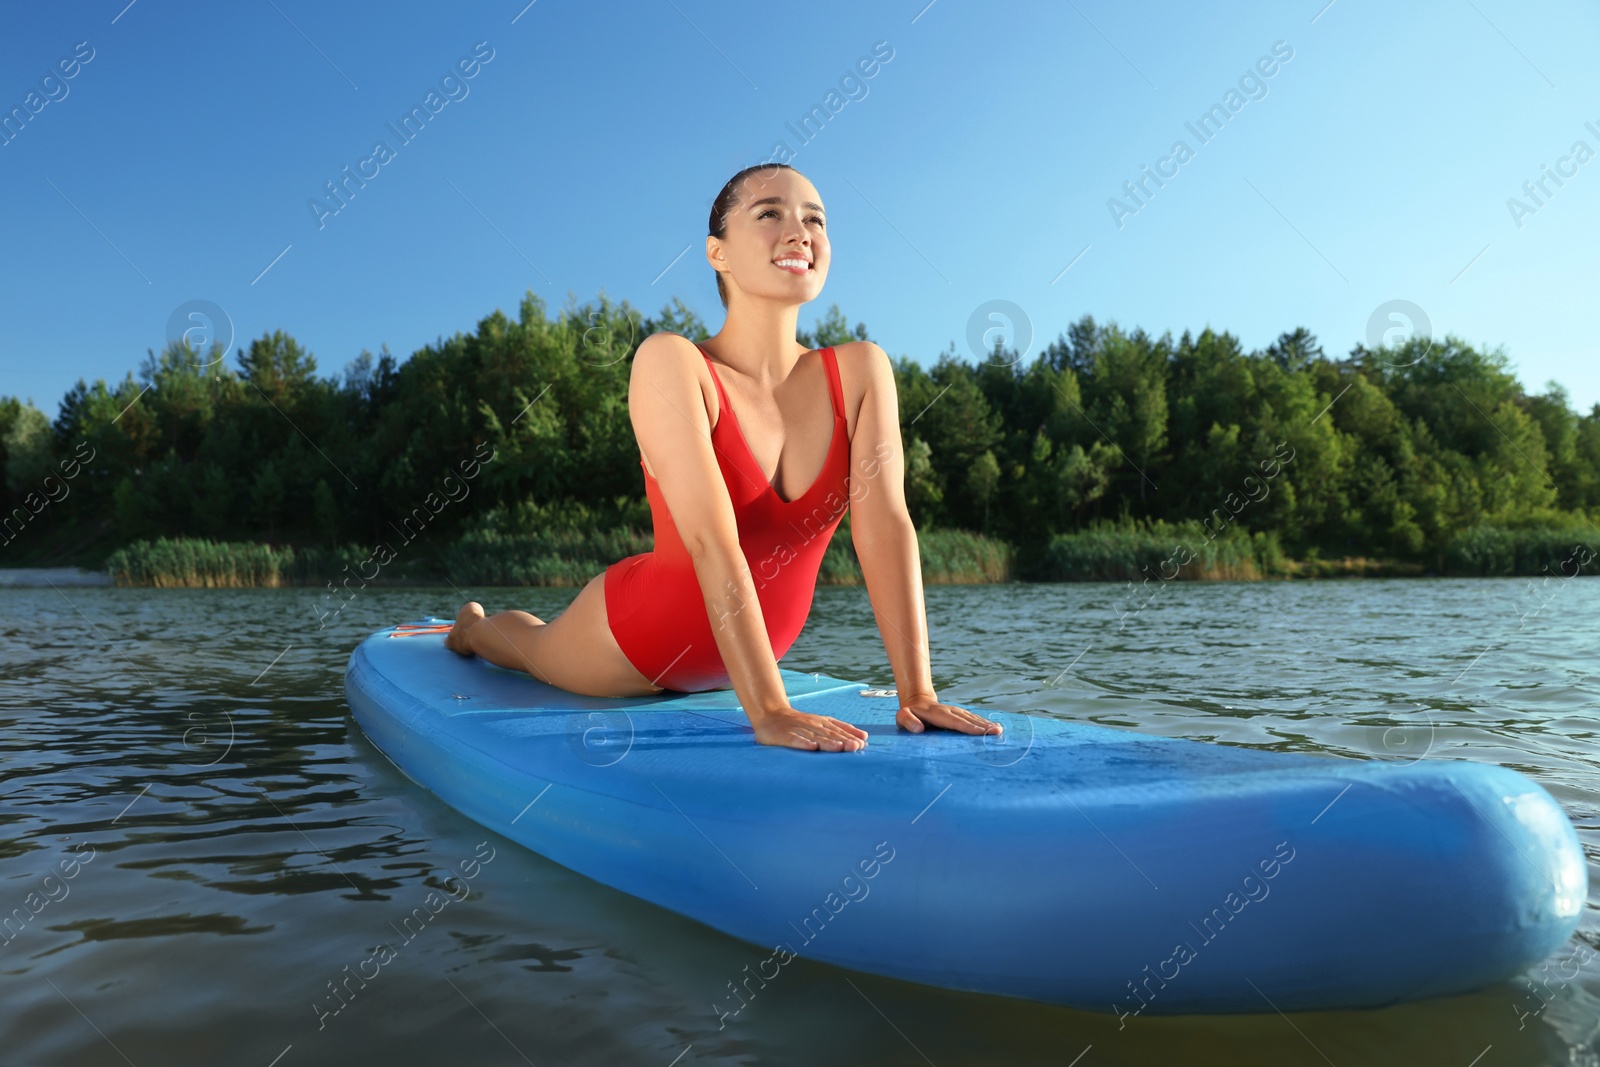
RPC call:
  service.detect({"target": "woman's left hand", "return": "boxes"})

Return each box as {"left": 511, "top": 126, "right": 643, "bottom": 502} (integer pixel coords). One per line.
{"left": 896, "top": 696, "right": 1003, "bottom": 736}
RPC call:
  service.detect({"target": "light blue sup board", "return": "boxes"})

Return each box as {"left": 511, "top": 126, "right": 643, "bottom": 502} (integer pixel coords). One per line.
{"left": 345, "top": 617, "right": 1587, "bottom": 1016}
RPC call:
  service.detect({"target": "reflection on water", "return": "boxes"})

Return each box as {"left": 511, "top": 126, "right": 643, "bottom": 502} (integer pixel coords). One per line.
{"left": 1, "top": 578, "right": 1595, "bottom": 1065}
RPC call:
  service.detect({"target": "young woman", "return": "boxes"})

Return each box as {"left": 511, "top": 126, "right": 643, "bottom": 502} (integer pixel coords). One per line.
{"left": 445, "top": 163, "right": 1000, "bottom": 753}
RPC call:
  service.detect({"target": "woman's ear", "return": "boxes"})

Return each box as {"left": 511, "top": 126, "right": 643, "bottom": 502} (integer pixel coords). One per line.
{"left": 705, "top": 233, "right": 726, "bottom": 272}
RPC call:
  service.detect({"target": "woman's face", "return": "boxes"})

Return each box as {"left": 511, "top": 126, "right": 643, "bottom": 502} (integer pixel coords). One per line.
{"left": 710, "top": 168, "right": 829, "bottom": 307}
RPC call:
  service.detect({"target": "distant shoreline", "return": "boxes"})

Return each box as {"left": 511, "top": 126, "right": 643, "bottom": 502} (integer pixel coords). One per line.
{"left": 8, "top": 520, "right": 1596, "bottom": 589}
{"left": 12, "top": 534, "right": 1600, "bottom": 591}
{"left": 0, "top": 567, "right": 113, "bottom": 587}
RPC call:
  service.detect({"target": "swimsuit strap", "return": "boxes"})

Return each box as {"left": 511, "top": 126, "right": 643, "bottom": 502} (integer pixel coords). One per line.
{"left": 820, "top": 346, "right": 844, "bottom": 422}
{"left": 695, "top": 344, "right": 734, "bottom": 428}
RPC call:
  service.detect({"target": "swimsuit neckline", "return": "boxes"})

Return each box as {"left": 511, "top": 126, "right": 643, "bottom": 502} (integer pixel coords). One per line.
{"left": 695, "top": 344, "right": 842, "bottom": 506}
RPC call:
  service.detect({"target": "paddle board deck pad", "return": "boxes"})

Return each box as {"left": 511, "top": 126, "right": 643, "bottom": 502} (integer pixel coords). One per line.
{"left": 346, "top": 618, "right": 1587, "bottom": 1015}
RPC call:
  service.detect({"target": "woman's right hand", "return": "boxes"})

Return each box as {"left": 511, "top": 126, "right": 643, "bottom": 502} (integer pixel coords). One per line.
{"left": 750, "top": 706, "right": 869, "bottom": 752}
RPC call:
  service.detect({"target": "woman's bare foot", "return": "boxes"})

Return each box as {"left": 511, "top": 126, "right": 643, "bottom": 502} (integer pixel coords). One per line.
{"left": 444, "top": 602, "right": 485, "bottom": 656}
{"left": 750, "top": 707, "right": 869, "bottom": 752}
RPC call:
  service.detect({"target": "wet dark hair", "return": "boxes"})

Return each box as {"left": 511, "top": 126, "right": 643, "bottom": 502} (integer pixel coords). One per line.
{"left": 708, "top": 163, "right": 799, "bottom": 309}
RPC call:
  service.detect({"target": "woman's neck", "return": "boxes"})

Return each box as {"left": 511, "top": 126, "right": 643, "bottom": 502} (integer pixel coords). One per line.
{"left": 705, "top": 300, "right": 807, "bottom": 387}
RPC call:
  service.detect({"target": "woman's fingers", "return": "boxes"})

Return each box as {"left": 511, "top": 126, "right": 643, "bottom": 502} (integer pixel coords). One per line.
{"left": 949, "top": 708, "right": 1001, "bottom": 734}
{"left": 752, "top": 708, "right": 868, "bottom": 752}
{"left": 816, "top": 724, "right": 864, "bottom": 751}
{"left": 791, "top": 732, "right": 844, "bottom": 752}
{"left": 951, "top": 706, "right": 1002, "bottom": 734}
{"left": 790, "top": 731, "right": 822, "bottom": 751}
{"left": 900, "top": 702, "right": 1003, "bottom": 735}
{"left": 812, "top": 715, "right": 866, "bottom": 742}
{"left": 796, "top": 716, "right": 866, "bottom": 751}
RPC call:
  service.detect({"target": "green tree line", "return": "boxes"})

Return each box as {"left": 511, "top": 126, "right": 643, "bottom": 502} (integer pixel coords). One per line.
{"left": 2, "top": 292, "right": 1596, "bottom": 578}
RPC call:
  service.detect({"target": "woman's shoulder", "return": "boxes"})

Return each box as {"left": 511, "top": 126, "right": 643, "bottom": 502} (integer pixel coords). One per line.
{"left": 829, "top": 339, "right": 894, "bottom": 393}
{"left": 829, "top": 339, "right": 888, "bottom": 364}
{"left": 828, "top": 341, "right": 893, "bottom": 436}
{"left": 630, "top": 332, "right": 718, "bottom": 427}
{"left": 630, "top": 331, "right": 712, "bottom": 390}
{"left": 635, "top": 331, "right": 704, "bottom": 363}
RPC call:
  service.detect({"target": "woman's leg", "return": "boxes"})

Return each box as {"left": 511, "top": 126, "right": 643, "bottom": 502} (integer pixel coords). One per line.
{"left": 444, "top": 573, "right": 666, "bottom": 698}
{"left": 445, "top": 603, "right": 549, "bottom": 677}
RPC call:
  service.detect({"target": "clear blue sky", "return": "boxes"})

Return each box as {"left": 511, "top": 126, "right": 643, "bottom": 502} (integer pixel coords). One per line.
{"left": 3, "top": 0, "right": 1598, "bottom": 418}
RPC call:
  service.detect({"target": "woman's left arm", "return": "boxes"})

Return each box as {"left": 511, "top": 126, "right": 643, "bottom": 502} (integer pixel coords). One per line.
{"left": 844, "top": 342, "right": 1001, "bottom": 737}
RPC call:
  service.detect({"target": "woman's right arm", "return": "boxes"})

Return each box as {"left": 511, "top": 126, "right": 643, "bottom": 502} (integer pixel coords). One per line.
{"left": 629, "top": 334, "right": 867, "bottom": 752}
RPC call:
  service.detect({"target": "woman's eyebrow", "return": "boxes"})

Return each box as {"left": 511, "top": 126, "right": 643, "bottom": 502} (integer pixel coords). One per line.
{"left": 748, "top": 196, "right": 825, "bottom": 214}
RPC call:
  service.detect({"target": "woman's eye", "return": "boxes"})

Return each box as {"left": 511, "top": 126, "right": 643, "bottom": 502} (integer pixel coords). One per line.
{"left": 808, "top": 215, "right": 825, "bottom": 226}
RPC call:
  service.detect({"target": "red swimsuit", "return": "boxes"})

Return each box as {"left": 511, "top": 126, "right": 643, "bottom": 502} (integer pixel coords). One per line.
{"left": 604, "top": 344, "right": 851, "bottom": 692}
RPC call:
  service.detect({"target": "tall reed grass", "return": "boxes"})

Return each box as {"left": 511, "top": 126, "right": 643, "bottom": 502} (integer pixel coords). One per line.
{"left": 1037, "top": 521, "right": 1281, "bottom": 582}
{"left": 99, "top": 520, "right": 1598, "bottom": 588}
{"left": 440, "top": 523, "right": 1012, "bottom": 586}
{"left": 1443, "top": 523, "right": 1599, "bottom": 577}
{"left": 104, "top": 537, "right": 353, "bottom": 587}
{"left": 818, "top": 523, "right": 1013, "bottom": 585}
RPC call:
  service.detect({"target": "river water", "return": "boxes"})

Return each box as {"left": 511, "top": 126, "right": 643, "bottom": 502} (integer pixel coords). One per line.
{"left": 2, "top": 577, "right": 1596, "bottom": 1066}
